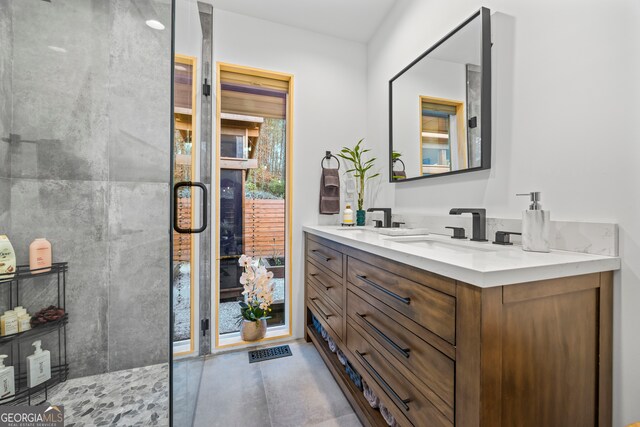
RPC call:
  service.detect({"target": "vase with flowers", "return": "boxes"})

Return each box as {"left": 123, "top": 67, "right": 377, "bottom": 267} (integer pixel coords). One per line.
{"left": 237, "top": 254, "right": 275, "bottom": 341}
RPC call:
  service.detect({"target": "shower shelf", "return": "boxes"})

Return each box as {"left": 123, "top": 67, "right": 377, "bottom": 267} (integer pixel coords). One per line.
{"left": 0, "top": 262, "right": 69, "bottom": 406}
{"left": 0, "top": 364, "right": 69, "bottom": 406}
{"left": 0, "top": 262, "right": 69, "bottom": 283}
{"left": 0, "top": 314, "right": 68, "bottom": 345}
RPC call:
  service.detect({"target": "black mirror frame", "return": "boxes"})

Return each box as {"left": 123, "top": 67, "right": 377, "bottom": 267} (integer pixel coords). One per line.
{"left": 389, "top": 7, "right": 492, "bottom": 183}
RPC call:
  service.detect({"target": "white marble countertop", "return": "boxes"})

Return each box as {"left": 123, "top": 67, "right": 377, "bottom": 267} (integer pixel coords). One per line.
{"left": 303, "top": 225, "right": 621, "bottom": 288}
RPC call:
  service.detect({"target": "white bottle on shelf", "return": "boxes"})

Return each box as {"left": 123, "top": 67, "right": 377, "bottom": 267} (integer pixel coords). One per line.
{"left": 0, "top": 355, "right": 15, "bottom": 401}
{"left": 13, "top": 307, "right": 30, "bottom": 332}
{"left": 17, "top": 314, "right": 31, "bottom": 333}
{"left": 0, "top": 311, "right": 18, "bottom": 336}
{"left": 26, "top": 340, "right": 51, "bottom": 388}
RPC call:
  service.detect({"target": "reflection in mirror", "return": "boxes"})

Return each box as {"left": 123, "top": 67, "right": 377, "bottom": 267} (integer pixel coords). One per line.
{"left": 390, "top": 8, "right": 491, "bottom": 181}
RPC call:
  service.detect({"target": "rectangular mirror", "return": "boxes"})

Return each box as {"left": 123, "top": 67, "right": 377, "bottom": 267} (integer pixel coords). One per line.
{"left": 390, "top": 7, "right": 491, "bottom": 182}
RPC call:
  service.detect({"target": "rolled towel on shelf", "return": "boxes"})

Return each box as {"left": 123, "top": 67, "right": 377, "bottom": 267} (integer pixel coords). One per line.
{"left": 363, "top": 381, "right": 380, "bottom": 409}
{"left": 312, "top": 316, "right": 322, "bottom": 334}
{"left": 336, "top": 349, "right": 347, "bottom": 366}
{"left": 327, "top": 336, "right": 337, "bottom": 353}
{"left": 379, "top": 403, "right": 398, "bottom": 426}
{"left": 319, "top": 167, "right": 340, "bottom": 214}
{"left": 345, "top": 362, "right": 363, "bottom": 391}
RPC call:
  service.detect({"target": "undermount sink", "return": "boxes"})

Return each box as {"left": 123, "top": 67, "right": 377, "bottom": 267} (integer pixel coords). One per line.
{"left": 386, "top": 236, "right": 498, "bottom": 254}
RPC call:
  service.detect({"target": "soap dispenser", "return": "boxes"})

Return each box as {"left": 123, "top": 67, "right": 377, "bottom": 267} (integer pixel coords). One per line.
{"left": 517, "top": 192, "right": 551, "bottom": 253}
{"left": 0, "top": 355, "right": 14, "bottom": 401}
{"left": 26, "top": 340, "right": 51, "bottom": 388}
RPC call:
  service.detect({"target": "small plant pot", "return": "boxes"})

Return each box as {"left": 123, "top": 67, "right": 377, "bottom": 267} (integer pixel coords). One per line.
{"left": 356, "top": 210, "right": 366, "bottom": 226}
{"left": 261, "top": 256, "right": 285, "bottom": 279}
{"left": 240, "top": 319, "right": 267, "bottom": 341}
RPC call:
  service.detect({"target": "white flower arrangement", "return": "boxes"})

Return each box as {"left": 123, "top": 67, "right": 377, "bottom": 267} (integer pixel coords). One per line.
{"left": 238, "top": 254, "right": 275, "bottom": 322}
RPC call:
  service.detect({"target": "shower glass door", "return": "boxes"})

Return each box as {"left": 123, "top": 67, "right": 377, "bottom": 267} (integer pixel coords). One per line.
{"left": 171, "top": 1, "right": 213, "bottom": 426}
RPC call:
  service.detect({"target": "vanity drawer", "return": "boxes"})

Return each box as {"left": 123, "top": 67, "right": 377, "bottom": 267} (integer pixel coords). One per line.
{"left": 347, "top": 290, "right": 454, "bottom": 412}
{"left": 307, "top": 239, "right": 343, "bottom": 278}
{"left": 346, "top": 323, "right": 453, "bottom": 427}
{"left": 308, "top": 280, "right": 343, "bottom": 341}
{"left": 307, "top": 260, "right": 343, "bottom": 308}
{"left": 347, "top": 257, "right": 456, "bottom": 344}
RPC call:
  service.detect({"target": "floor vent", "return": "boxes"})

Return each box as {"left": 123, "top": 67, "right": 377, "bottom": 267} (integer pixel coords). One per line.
{"left": 248, "top": 345, "right": 292, "bottom": 363}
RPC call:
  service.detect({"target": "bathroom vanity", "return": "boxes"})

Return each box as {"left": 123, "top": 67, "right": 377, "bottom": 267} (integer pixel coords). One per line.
{"left": 303, "top": 226, "right": 620, "bottom": 427}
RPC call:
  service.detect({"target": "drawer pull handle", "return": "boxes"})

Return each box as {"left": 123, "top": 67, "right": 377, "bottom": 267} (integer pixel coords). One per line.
{"left": 309, "top": 274, "right": 333, "bottom": 290}
{"left": 311, "top": 249, "right": 333, "bottom": 262}
{"left": 357, "top": 313, "right": 410, "bottom": 359}
{"left": 355, "top": 350, "right": 411, "bottom": 411}
{"left": 310, "top": 298, "right": 333, "bottom": 319}
{"left": 356, "top": 275, "right": 411, "bottom": 305}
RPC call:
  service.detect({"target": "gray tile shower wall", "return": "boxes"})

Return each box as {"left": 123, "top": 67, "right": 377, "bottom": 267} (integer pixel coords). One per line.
{"left": 108, "top": 0, "right": 171, "bottom": 184}
{"left": 0, "top": 179, "right": 9, "bottom": 228}
{"left": 4, "top": 0, "right": 171, "bottom": 378}
{"left": 0, "top": 0, "right": 12, "bottom": 228}
{"left": 10, "top": 0, "right": 111, "bottom": 182}
{"left": 107, "top": 182, "right": 169, "bottom": 371}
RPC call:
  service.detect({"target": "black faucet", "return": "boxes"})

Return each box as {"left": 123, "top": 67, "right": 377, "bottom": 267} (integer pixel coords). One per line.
{"left": 449, "top": 208, "right": 487, "bottom": 242}
{"left": 367, "top": 208, "right": 392, "bottom": 228}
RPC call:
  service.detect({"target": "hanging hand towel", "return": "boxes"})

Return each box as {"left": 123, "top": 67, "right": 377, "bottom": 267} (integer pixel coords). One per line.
{"left": 392, "top": 170, "right": 407, "bottom": 180}
{"left": 319, "top": 168, "right": 340, "bottom": 214}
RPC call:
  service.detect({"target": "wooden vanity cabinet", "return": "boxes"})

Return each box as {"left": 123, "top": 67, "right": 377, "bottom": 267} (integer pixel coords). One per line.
{"left": 304, "top": 233, "right": 613, "bottom": 427}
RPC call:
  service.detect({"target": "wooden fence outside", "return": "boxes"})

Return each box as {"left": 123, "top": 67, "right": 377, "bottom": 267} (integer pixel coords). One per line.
{"left": 173, "top": 198, "right": 285, "bottom": 261}
{"left": 244, "top": 199, "right": 285, "bottom": 258}
{"left": 173, "top": 197, "right": 191, "bottom": 262}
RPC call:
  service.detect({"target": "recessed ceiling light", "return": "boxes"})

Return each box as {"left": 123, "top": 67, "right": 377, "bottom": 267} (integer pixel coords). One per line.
{"left": 175, "top": 65, "right": 187, "bottom": 71}
{"left": 47, "top": 46, "right": 67, "bottom": 53}
{"left": 145, "top": 19, "right": 165, "bottom": 30}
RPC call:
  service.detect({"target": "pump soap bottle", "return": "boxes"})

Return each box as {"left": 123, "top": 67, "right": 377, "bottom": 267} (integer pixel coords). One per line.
{"left": 26, "top": 340, "right": 51, "bottom": 388}
{"left": 517, "top": 192, "right": 551, "bottom": 253}
{"left": 0, "top": 355, "right": 14, "bottom": 401}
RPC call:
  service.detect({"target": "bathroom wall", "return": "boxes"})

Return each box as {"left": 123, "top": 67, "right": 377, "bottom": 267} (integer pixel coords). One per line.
{"left": 6, "top": 0, "right": 171, "bottom": 377}
{"left": 0, "top": 0, "right": 11, "bottom": 229}
{"left": 367, "top": 0, "right": 640, "bottom": 424}
{"left": 213, "top": 9, "right": 368, "bottom": 340}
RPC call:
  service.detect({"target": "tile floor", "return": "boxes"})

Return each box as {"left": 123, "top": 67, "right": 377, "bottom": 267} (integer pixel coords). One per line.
{"left": 47, "top": 363, "right": 169, "bottom": 426}
{"left": 193, "top": 340, "right": 362, "bottom": 427}
{"left": 32, "top": 338, "right": 356, "bottom": 427}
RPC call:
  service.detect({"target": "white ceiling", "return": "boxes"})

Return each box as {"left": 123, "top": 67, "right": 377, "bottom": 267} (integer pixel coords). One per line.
{"left": 206, "top": 0, "right": 398, "bottom": 43}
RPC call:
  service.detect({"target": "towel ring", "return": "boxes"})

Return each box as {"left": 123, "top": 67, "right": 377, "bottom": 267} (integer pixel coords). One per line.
{"left": 321, "top": 151, "right": 341, "bottom": 170}
{"left": 392, "top": 158, "right": 406, "bottom": 172}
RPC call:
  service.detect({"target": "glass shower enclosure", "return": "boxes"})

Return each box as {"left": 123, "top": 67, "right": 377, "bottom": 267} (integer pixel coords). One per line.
{"left": 1, "top": 0, "right": 175, "bottom": 424}
{"left": 170, "top": 1, "right": 213, "bottom": 426}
